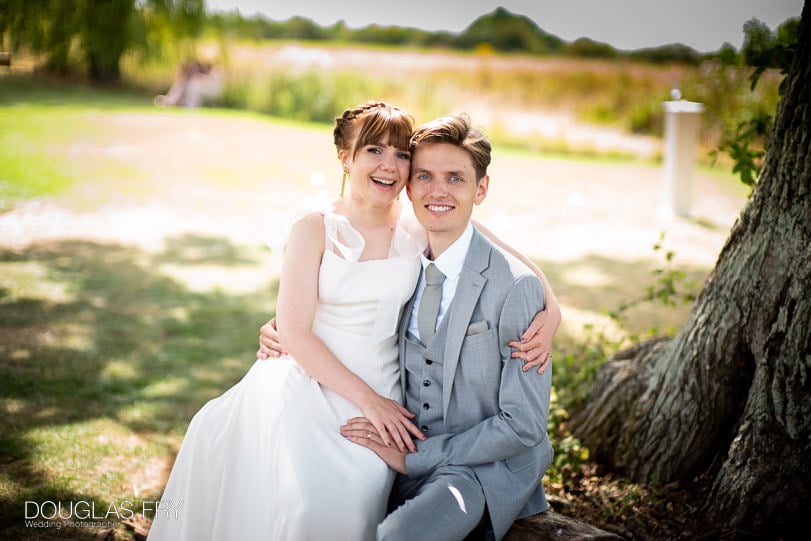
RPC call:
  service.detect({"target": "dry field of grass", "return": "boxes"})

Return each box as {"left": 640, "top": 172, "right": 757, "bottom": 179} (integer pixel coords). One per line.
{"left": 193, "top": 42, "right": 704, "bottom": 158}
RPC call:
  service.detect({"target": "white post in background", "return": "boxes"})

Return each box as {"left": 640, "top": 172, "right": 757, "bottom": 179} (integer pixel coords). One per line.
{"left": 662, "top": 89, "right": 704, "bottom": 218}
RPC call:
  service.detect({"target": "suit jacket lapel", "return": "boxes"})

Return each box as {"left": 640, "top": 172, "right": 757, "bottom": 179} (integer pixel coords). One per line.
{"left": 441, "top": 229, "right": 490, "bottom": 417}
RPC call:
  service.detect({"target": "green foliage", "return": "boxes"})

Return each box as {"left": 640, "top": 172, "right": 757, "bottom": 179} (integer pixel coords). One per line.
{"left": 564, "top": 38, "right": 620, "bottom": 59}
{"left": 679, "top": 52, "right": 778, "bottom": 147}
{"left": 216, "top": 68, "right": 391, "bottom": 123}
{"left": 138, "top": 38, "right": 781, "bottom": 159}
{"left": 207, "top": 6, "right": 567, "bottom": 55}
{"left": 82, "top": 0, "right": 136, "bottom": 82}
{"left": 545, "top": 232, "right": 706, "bottom": 485}
{"left": 609, "top": 233, "right": 700, "bottom": 324}
{"left": 546, "top": 387, "right": 590, "bottom": 486}
{"left": 629, "top": 43, "right": 703, "bottom": 65}
{"left": 455, "top": 6, "right": 564, "bottom": 54}
{"left": 628, "top": 97, "right": 665, "bottom": 134}
{"left": 203, "top": 7, "right": 715, "bottom": 63}
{"left": 545, "top": 325, "right": 632, "bottom": 486}
{"left": 0, "top": 0, "right": 205, "bottom": 81}
{"left": 711, "top": 16, "right": 799, "bottom": 187}
{"left": 711, "top": 112, "right": 772, "bottom": 186}
{"left": 208, "top": 12, "right": 301, "bottom": 41}
{"left": 715, "top": 42, "right": 741, "bottom": 65}
{"left": 743, "top": 17, "right": 800, "bottom": 92}
{"left": 207, "top": 11, "right": 449, "bottom": 48}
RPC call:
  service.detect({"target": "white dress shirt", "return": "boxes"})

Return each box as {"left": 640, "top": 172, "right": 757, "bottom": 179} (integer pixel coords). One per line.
{"left": 407, "top": 223, "right": 475, "bottom": 342}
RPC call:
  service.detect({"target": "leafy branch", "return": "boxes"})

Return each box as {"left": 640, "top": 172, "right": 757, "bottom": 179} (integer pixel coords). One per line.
{"left": 711, "top": 112, "right": 772, "bottom": 187}
{"left": 609, "top": 232, "right": 700, "bottom": 325}
{"left": 713, "top": 17, "right": 799, "bottom": 188}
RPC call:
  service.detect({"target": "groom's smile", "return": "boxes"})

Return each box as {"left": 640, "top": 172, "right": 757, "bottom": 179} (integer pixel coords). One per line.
{"left": 425, "top": 204, "right": 455, "bottom": 213}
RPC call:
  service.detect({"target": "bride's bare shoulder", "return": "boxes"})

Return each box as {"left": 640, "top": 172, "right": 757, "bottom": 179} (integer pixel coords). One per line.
{"left": 288, "top": 212, "right": 326, "bottom": 248}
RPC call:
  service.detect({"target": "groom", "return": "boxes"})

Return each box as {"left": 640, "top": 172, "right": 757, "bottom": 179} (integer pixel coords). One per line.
{"left": 341, "top": 114, "right": 553, "bottom": 541}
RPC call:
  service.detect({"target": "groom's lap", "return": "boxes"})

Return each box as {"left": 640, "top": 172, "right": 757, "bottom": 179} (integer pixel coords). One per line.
{"left": 379, "top": 466, "right": 485, "bottom": 541}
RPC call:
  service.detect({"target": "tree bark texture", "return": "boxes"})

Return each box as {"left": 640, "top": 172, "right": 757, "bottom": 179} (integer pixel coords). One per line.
{"left": 570, "top": 3, "right": 810, "bottom": 535}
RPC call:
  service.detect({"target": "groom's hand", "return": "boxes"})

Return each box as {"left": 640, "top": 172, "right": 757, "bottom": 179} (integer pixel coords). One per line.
{"left": 341, "top": 417, "right": 408, "bottom": 474}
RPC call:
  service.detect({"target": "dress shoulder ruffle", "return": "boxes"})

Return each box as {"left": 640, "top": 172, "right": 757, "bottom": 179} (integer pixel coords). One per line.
{"left": 267, "top": 191, "right": 426, "bottom": 262}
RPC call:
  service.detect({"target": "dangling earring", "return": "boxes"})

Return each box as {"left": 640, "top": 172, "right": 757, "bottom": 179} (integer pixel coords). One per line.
{"left": 340, "top": 171, "right": 348, "bottom": 197}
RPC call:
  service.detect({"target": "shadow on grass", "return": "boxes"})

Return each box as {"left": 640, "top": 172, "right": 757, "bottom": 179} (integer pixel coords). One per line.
{"left": 160, "top": 234, "right": 260, "bottom": 266}
{"left": 0, "top": 236, "right": 277, "bottom": 539}
{"left": 0, "top": 234, "right": 711, "bottom": 539}
{"left": 534, "top": 253, "right": 711, "bottom": 412}
{"left": 0, "top": 73, "right": 153, "bottom": 109}
{"left": 536, "top": 253, "right": 711, "bottom": 337}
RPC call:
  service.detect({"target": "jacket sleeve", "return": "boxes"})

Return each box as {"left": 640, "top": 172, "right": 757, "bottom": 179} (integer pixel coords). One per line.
{"left": 405, "top": 274, "right": 552, "bottom": 478}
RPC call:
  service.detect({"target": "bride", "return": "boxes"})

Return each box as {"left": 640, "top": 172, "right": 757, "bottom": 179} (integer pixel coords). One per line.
{"left": 147, "top": 101, "right": 560, "bottom": 540}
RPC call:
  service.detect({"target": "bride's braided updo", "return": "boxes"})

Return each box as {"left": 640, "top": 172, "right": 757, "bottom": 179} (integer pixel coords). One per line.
{"left": 333, "top": 101, "right": 414, "bottom": 196}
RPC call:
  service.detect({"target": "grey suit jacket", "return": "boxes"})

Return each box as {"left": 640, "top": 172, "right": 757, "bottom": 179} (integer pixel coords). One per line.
{"left": 398, "top": 227, "right": 553, "bottom": 541}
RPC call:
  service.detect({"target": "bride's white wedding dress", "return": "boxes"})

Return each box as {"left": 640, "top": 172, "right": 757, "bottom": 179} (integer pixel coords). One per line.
{"left": 148, "top": 197, "right": 423, "bottom": 541}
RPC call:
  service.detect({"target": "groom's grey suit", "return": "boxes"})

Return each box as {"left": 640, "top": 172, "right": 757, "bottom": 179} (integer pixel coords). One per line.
{"left": 382, "top": 227, "right": 553, "bottom": 541}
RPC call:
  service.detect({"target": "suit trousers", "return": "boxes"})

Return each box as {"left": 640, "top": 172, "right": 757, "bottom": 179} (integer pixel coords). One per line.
{"left": 378, "top": 465, "right": 486, "bottom": 541}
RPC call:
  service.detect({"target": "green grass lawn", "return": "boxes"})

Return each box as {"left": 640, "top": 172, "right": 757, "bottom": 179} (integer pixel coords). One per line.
{"left": 0, "top": 77, "right": 286, "bottom": 536}
{"left": 0, "top": 237, "right": 279, "bottom": 539}
{"left": 0, "top": 76, "right": 158, "bottom": 211}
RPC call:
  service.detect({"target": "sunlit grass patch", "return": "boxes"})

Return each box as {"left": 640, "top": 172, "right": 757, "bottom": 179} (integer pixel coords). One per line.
{"left": 21, "top": 419, "right": 158, "bottom": 498}
{"left": 0, "top": 75, "right": 158, "bottom": 210}
{"left": 0, "top": 107, "right": 148, "bottom": 210}
{"left": 0, "top": 261, "right": 76, "bottom": 303}
{"left": 1, "top": 235, "right": 277, "bottom": 537}
{"left": 698, "top": 162, "right": 752, "bottom": 200}
{"left": 0, "top": 111, "right": 82, "bottom": 206}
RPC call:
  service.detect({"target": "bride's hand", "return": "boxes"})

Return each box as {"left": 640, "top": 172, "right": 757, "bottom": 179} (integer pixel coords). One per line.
{"left": 257, "top": 317, "right": 286, "bottom": 359}
{"left": 509, "top": 309, "right": 558, "bottom": 374}
{"left": 358, "top": 394, "right": 425, "bottom": 452}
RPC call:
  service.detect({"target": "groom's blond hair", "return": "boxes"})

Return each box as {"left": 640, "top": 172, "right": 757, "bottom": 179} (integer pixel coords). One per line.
{"left": 409, "top": 114, "right": 491, "bottom": 182}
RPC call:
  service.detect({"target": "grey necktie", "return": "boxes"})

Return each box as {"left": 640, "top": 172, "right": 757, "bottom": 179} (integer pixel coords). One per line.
{"left": 417, "top": 263, "right": 446, "bottom": 343}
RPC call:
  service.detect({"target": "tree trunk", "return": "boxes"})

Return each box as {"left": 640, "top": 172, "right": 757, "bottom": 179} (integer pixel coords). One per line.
{"left": 570, "top": 3, "right": 810, "bottom": 535}
{"left": 506, "top": 511, "right": 622, "bottom": 540}
{"left": 82, "top": 0, "right": 134, "bottom": 83}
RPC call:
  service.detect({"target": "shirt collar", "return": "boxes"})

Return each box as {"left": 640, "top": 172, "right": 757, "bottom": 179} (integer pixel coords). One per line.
{"left": 420, "top": 223, "right": 474, "bottom": 281}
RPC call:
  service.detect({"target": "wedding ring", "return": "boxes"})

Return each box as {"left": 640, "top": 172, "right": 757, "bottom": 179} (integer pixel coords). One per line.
{"left": 366, "top": 431, "right": 372, "bottom": 439}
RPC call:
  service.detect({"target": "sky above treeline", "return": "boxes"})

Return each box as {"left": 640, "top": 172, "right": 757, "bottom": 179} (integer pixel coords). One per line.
{"left": 205, "top": 0, "right": 804, "bottom": 52}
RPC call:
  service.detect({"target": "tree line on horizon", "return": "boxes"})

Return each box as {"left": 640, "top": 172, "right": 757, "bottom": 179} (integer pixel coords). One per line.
{"left": 208, "top": 6, "right": 799, "bottom": 67}
{"left": 0, "top": 2, "right": 799, "bottom": 82}
{"left": 211, "top": 6, "right": 709, "bottom": 65}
